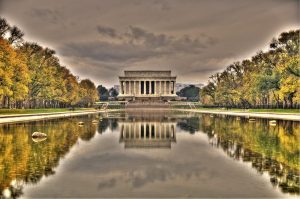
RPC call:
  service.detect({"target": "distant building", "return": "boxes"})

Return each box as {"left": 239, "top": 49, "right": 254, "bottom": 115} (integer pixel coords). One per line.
{"left": 117, "top": 70, "right": 177, "bottom": 101}
{"left": 113, "top": 85, "right": 120, "bottom": 93}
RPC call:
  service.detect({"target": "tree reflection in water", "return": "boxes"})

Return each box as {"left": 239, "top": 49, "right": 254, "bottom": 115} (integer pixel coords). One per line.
{"left": 0, "top": 115, "right": 99, "bottom": 198}
{"left": 176, "top": 114, "right": 300, "bottom": 195}
{"left": 0, "top": 112, "right": 299, "bottom": 198}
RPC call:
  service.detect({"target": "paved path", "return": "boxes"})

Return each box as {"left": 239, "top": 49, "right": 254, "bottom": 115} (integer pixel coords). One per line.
{"left": 0, "top": 110, "right": 120, "bottom": 124}
{"left": 176, "top": 109, "right": 300, "bottom": 121}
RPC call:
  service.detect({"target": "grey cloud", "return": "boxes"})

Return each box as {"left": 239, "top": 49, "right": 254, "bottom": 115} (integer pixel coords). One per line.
{"left": 64, "top": 26, "right": 216, "bottom": 64}
{"left": 96, "top": 25, "right": 117, "bottom": 38}
{"left": 1, "top": 0, "right": 298, "bottom": 87}
{"left": 126, "top": 26, "right": 210, "bottom": 51}
{"left": 29, "top": 8, "right": 61, "bottom": 24}
{"left": 105, "top": 25, "right": 214, "bottom": 50}
{"left": 98, "top": 178, "right": 116, "bottom": 190}
{"left": 61, "top": 41, "right": 161, "bottom": 62}
{"left": 153, "top": 0, "right": 171, "bottom": 11}
{"left": 128, "top": 165, "right": 172, "bottom": 188}
{"left": 66, "top": 151, "right": 207, "bottom": 189}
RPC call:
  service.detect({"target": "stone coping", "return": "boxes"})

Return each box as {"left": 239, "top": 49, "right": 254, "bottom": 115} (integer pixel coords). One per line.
{"left": 176, "top": 109, "right": 300, "bottom": 121}
{"left": 0, "top": 109, "right": 121, "bottom": 124}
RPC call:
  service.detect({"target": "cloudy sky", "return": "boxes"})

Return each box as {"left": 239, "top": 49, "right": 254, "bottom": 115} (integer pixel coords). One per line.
{"left": 0, "top": 0, "right": 299, "bottom": 87}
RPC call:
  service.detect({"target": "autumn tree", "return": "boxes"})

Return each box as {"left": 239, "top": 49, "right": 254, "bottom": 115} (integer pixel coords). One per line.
{"left": 79, "top": 79, "right": 98, "bottom": 107}
{"left": 201, "top": 29, "right": 300, "bottom": 109}
{"left": 0, "top": 18, "right": 98, "bottom": 109}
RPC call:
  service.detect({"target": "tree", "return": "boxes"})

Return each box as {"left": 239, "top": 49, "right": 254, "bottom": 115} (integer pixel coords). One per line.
{"left": 0, "top": 38, "right": 15, "bottom": 108}
{"left": 177, "top": 85, "right": 200, "bottom": 101}
{"left": 8, "top": 26, "right": 24, "bottom": 45}
{"left": 0, "top": 18, "right": 98, "bottom": 109}
{"left": 11, "top": 49, "right": 30, "bottom": 108}
{"left": 0, "top": 18, "right": 10, "bottom": 37}
{"left": 97, "top": 85, "right": 109, "bottom": 101}
{"left": 61, "top": 67, "right": 80, "bottom": 106}
{"left": 201, "top": 29, "right": 300, "bottom": 109}
{"left": 79, "top": 79, "right": 98, "bottom": 107}
{"left": 276, "top": 53, "right": 300, "bottom": 108}
{"left": 108, "top": 87, "right": 118, "bottom": 98}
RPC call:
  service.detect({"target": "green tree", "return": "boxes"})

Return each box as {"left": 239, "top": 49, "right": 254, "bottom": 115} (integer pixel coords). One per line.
{"left": 177, "top": 85, "right": 200, "bottom": 101}
{"left": 97, "top": 85, "right": 109, "bottom": 101}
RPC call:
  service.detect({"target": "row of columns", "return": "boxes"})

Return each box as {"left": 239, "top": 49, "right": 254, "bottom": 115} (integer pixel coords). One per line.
{"left": 120, "top": 80, "right": 175, "bottom": 95}
{"left": 121, "top": 122, "right": 176, "bottom": 140}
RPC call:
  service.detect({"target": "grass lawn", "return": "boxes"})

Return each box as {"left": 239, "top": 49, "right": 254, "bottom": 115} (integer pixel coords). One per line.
{"left": 0, "top": 108, "right": 95, "bottom": 115}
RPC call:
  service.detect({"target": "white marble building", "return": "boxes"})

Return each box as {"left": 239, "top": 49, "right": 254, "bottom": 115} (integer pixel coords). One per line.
{"left": 118, "top": 70, "right": 177, "bottom": 101}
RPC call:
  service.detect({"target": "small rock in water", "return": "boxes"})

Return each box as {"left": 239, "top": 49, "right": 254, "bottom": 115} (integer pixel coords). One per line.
{"left": 249, "top": 118, "right": 256, "bottom": 122}
{"left": 32, "top": 132, "right": 47, "bottom": 138}
{"left": 32, "top": 137, "right": 47, "bottom": 143}
{"left": 269, "top": 120, "right": 277, "bottom": 126}
{"left": 2, "top": 188, "right": 11, "bottom": 198}
{"left": 78, "top": 121, "right": 84, "bottom": 125}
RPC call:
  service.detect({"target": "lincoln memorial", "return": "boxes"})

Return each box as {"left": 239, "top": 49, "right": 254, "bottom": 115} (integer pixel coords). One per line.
{"left": 118, "top": 70, "right": 177, "bottom": 101}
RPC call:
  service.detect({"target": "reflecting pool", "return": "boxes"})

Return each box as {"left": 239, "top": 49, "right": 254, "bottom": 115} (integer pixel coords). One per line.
{"left": 0, "top": 110, "right": 299, "bottom": 198}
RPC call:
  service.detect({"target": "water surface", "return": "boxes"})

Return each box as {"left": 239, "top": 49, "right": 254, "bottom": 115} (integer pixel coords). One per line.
{"left": 0, "top": 110, "right": 299, "bottom": 198}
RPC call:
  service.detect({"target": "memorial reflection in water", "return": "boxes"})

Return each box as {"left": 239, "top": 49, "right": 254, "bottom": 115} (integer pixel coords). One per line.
{"left": 119, "top": 120, "right": 176, "bottom": 148}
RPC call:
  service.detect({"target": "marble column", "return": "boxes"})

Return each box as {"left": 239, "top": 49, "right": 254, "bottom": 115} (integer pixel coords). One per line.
{"left": 159, "top": 124, "right": 162, "bottom": 139}
{"left": 169, "top": 81, "right": 172, "bottom": 94}
{"left": 128, "top": 81, "right": 131, "bottom": 95}
{"left": 139, "top": 123, "right": 141, "bottom": 138}
{"left": 143, "top": 123, "right": 146, "bottom": 140}
{"left": 164, "top": 81, "right": 167, "bottom": 95}
{"left": 154, "top": 123, "right": 157, "bottom": 139}
{"left": 119, "top": 81, "right": 123, "bottom": 94}
{"left": 124, "top": 81, "right": 127, "bottom": 95}
{"left": 149, "top": 123, "right": 152, "bottom": 139}
{"left": 159, "top": 81, "right": 162, "bottom": 95}
{"left": 134, "top": 81, "right": 136, "bottom": 95}
{"left": 173, "top": 81, "right": 175, "bottom": 94}
{"left": 149, "top": 81, "right": 152, "bottom": 95}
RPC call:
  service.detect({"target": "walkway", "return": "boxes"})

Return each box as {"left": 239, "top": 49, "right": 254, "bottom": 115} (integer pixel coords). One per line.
{"left": 177, "top": 109, "right": 300, "bottom": 121}
{"left": 0, "top": 110, "right": 119, "bottom": 124}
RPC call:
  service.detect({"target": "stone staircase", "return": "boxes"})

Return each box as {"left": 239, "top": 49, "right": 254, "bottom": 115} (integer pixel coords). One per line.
{"left": 125, "top": 101, "right": 170, "bottom": 108}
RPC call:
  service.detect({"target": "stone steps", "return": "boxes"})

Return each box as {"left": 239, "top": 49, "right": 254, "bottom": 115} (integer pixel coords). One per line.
{"left": 125, "top": 103, "right": 170, "bottom": 108}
